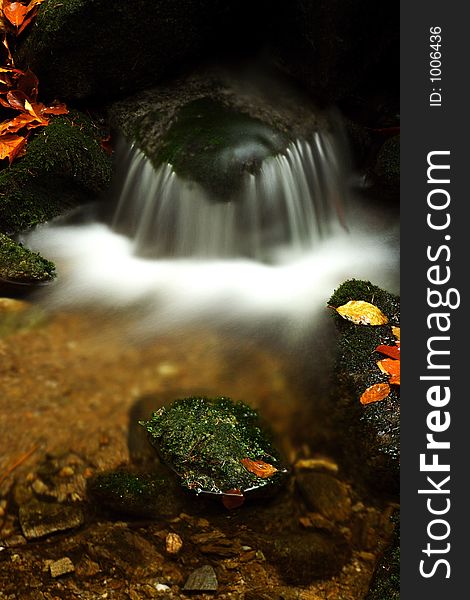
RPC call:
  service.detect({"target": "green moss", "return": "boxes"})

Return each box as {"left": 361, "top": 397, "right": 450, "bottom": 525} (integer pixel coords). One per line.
{"left": 140, "top": 396, "right": 287, "bottom": 497}
{"left": 0, "top": 111, "right": 112, "bottom": 233}
{"left": 373, "top": 135, "right": 400, "bottom": 188}
{"left": 0, "top": 233, "right": 55, "bottom": 282}
{"left": 154, "top": 98, "right": 288, "bottom": 199}
{"left": 87, "top": 470, "right": 178, "bottom": 518}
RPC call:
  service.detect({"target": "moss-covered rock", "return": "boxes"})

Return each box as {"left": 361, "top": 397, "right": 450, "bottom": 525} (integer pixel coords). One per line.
{"left": 16, "top": 0, "right": 249, "bottom": 103}
{"left": 366, "top": 512, "right": 400, "bottom": 600}
{"left": 0, "top": 112, "right": 112, "bottom": 235}
{"left": 0, "top": 233, "right": 55, "bottom": 283}
{"left": 140, "top": 396, "right": 288, "bottom": 504}
{"left": 87, "top": 470, "right": 181, "bottom": 518}
{"left": 372, "top": 135, "right": 400, "bottom": 189}
{"left": 328, "top": 279, "right": 400, "bottom": 496}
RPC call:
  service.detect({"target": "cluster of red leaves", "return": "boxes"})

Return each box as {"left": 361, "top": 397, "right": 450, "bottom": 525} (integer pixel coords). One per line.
{"left": 360, "top": 329, "right": 400, "bottom": 405}
{"left": 1, "top": 0, "right": 68, "bottom": 164}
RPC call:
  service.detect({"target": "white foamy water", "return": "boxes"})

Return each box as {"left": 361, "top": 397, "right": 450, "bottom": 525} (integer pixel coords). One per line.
{"left": 23, "top": 134, "right": 399, "bottom": 337}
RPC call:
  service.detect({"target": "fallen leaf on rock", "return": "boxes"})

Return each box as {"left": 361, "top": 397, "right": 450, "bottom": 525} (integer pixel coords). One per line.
{"left": 375, "top": 344, "right": 400, "bottom": 361}
{"left": 221, "top": 488, "right": 244, "bottom": 510}
{"left": 391, "top": 326, "right": 400, "bottom": 341}
{"left": 360, "top": 382, "right": 391, "bottom": 405}
{"left": 241, "top": 457, "right": 278, "bottom": 478}
{"left": 0, "top": 132, "right": 26, "bottom": 163}
{"left": 334, "top": 300, "right": 389, "bottom": 325}
{"left": 377, "top": 358, "right": 400, "bottom": 385}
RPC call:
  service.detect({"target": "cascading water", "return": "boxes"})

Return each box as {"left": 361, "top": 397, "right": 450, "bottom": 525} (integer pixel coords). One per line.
{"left": 23, "top": 120, "right": 398, "bottom": 334}
{"left": 111, "top": 132, "right": 348, "bottom": 261}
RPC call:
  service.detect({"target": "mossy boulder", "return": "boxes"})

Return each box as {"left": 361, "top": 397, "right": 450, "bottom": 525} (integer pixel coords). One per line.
{"left": 140, "top": 396, "right": 288, "bottom": 505}
{"left": 0, "top": 233, "right": 55, "bottom": 284}
{"left": 16, "top": 0, "right": 249, "bottom": 103}
{"left": 109, "top": 68, "right": 325, "bottom": 200}
{"left": 0, "top": 111, "right": 112, "bottom": 235}
{"left": 372, "top": 135, "right": 400, "bottom": 190}
{"left": 328, "top": 279, "right": 400, "bottom": 496}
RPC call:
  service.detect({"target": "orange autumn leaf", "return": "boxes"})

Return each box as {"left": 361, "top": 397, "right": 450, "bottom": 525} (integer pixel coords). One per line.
{"left": 2, "top": 2, "right": 28, "bottom": 28}
{"left": 375, "top": 344, "right": 400, "bottom": 361}
{"left": 0, "top": 112, "right": 42, "bottom": 134}
{"left": 360, "top": 382, "right": 391, "bottom": 405}
{"left": 0, "top": 132, "right": 27, "bottom": 163}
{"left": 221, "top": 488, "right": 245, "bottom": 510}
{"left": 241, "top": 458, "right": 278, "bottom": 479}
{"left": 377, "top": 358, "right": 400, "bottom": 385}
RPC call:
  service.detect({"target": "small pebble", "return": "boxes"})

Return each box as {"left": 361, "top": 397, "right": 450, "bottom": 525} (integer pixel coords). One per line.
{"left": 50, "top": 557, "right": 75, "bottom": 578}
{"left": 59, "top": 466, "right": 75, "bottom": 478}
{"left": 165, "top": 532, "right": 183, "bottom": 555}
{"left": 154, "top": 584, "right": 171, "bottom": 592}
{"left": 183, "top": 565, "right": 218, "bottom": 592}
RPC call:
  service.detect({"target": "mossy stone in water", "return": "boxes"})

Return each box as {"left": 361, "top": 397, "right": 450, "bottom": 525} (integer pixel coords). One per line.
{"left": 88, "top": 470, "right": 179, "bottom": 518}
{"left": 157, "top": 98, "right": 288, "bottom": 200}
{"left": 0, "top": 234, "right": 55, "bottom": 284}
{"left": 140, "top": 396, "right": 288, "bottom": 502}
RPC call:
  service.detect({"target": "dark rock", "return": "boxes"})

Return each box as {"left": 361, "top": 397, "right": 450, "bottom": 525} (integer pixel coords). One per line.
{"left": 366, "top": 513, "right": 399, "bottom": 600}
{"left": 372, "top": 135, "right": 400, "bottom": 190}
{"left": 16, "top": 0, "right": 253, "bottom": 103}
{"left": 0, "top": 112, "right": 112, "bottom": 235}
{"left": 183, "top": 565, "right": 218, "bottom": 592}
{"left": 264, "top": 530, "right": 351, "bottom": 584}
{"left": 0, "top": 234, "right": 55, "bottom": 285}
{"left": 328, "top": 279, "right": 400, "bottom": 496}
{"left": 296, "top": 472, "right": 352, "bottom": 523}
{"left": 269, "top": 0, "right": 399, "bottom": 106}
{"left": 140, "top": 396, "right": 288, "bottom": 503}
{"left": 19, "top": 500, "right": 84, "bottom": 540}
{"left": 87, "top": 469, "right": 180, "bottom": 518}
{"left": 87, "top": 523, "right": 162, "bottom": 578}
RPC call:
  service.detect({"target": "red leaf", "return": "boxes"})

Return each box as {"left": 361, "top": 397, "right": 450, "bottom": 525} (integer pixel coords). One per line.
{"left": 41, "top": 102, "right": 68, "bottom": 116}
{"left": 221, "top": 489, "right": 245, "bottom": 510}
{"left": 241, "top": 458, "right": 278, "bottom": 478}
{"left": 375, "top": 344, "right": 400, "bottom": 360}
{"left": 16, "top": 69, "right": 39, "bottom": 101}
{"left": 360, "top": 382, "right": 391, "bottom": 405}
{"left": 0, "top": 112, "right": 43, "bottom": 135}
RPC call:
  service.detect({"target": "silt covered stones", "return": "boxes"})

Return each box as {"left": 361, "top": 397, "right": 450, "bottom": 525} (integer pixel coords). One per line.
{"left": 140, "top": 396, "right": 288, "bottom": 507}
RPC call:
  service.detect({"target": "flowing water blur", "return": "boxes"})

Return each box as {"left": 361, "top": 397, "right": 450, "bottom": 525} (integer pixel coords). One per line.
{"left": 23, "top": 127, "right": 399, "bottom": 339}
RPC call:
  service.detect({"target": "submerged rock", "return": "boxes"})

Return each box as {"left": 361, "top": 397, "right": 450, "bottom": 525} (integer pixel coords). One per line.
{"left": 264, "top": 530, "right": 351, "bottom": 584}
{"left": 183, "top": 565, "right": 218, "bottom": 592}
{"left": 19, "top": 500, "right": 84, "bottom": 540}
{"left": 87, "top": 469, "right": 180, "bottom": 518}
{"left": 140, "top": 396, "right": 288, "bottom": 505}
{"left": 328, "top": 279, "right": 400, "bottom": 496}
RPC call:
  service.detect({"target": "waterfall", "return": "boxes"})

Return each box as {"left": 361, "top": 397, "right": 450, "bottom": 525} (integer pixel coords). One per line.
{"left": 111, "top": 132, "right": 349, "bottom": 261}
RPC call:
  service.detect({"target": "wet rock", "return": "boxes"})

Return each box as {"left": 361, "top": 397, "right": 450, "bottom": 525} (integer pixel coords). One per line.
{"left": 372, "top": 135, "right": 400, "bottom": 190}
{"left": 0, "top": 235, "right": 55, "bottom": 286}
{"left": 183, "top": 564, "right": 218, "bottom": 592}
{"left": 154, "top": 98, "right": 287, "bottom": 199}
{"left": 19, "top": 500, "right": 84, "bottom": 540}
{"left": 264, "top": 530, "right": 351, "bottom": 584}
{"left": 165, "top": 532, "right": 183, "bottom": 555}
{"left": 87, "top": 469, "right": 180, "bottom": 518}
{"left": 366, "top": 514, "right": 399, "bottom": 600}
{"left": 296, "top": 472, "right": 352, "bottom": 523}
{"left": 87, "top": 524, "right": 162, "bottom": 578}
{"left": 328, "top": 279, "right": 400, "bottom": 496}
{"left": 16, "top": 0, "right": 251, "bottom": 103}
{"left": 0, "top": 112, "right": 112, "bottom": 236}
{"left": 49, "top": 557, "right": 75, "bottom": 578}
{"left": 140, "top": 396, "right": 288, "bottom": 504}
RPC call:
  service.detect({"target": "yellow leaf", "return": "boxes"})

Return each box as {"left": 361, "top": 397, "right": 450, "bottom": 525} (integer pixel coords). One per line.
{"left": 392, "top": 326, "right": 400, "bottom": 340}
{"left": 335, "top": 300, "right": 388, "bottom": 326}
